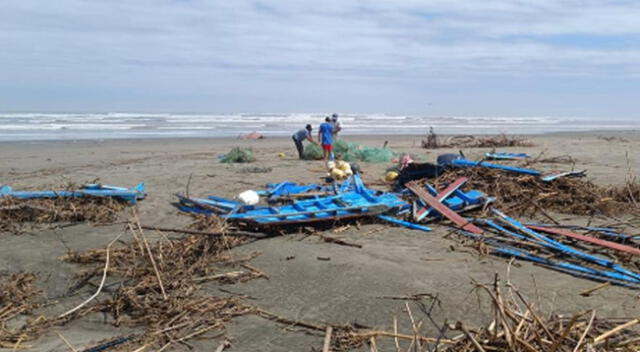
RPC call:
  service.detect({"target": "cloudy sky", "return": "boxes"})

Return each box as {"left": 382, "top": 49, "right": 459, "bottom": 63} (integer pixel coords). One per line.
{"left": 1, "top": 0, "right": 639, "bottom": 118}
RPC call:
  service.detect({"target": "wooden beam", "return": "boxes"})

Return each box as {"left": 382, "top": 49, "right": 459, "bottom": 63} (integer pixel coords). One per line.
{"left": 405, "top": 181, "right": 483, "bottom": 234}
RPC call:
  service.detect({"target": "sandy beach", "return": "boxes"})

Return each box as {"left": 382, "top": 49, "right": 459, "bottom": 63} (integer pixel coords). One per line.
{"left": 1, "top": 131, "right": 639, "bottom": 351}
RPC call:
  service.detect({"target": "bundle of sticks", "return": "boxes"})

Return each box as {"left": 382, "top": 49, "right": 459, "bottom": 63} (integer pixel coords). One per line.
{"left": 432, "top": 168, "right": 640, "bottom": 217}
{"left": 0, "top": 196, "right": 126, "bottom": 233}
{"left": 422, "top": 133, "right": 534, "bottom": 149}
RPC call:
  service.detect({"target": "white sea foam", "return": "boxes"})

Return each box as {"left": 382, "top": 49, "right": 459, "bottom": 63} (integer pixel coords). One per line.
{"left": 0, "top": 113, "right": 636, "bottom": 142}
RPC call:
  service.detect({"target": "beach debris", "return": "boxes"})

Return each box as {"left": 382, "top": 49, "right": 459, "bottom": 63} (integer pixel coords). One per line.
{"left": 377, "top": 215, "right": 432, "bottom": 232}
{"left": 0, "top": 272, "right": 43, "bottom": 349}
{"left": 422, "top": 132, "right": 534, "bottom": 149}
{"left": 527, "top": 154, "right": 576, "bottom": 164}
{"left": 437, "top": 153, "right": 541, "bottom": 176}
{"left": 220, "top": 147, "right": 256, "bottom": 163}
{"left": 53, "top": 216, "right": 260, "bottom": 350}
{"left": 414, "top": 177, "right": 468, "bottom": 222}
{"left": 238, "top": 166, "right": 272, "bottom": 173}
{"left": 484, "top": 151, "right": 530, "bottom": 160}
{"left": 250, "top": 275, "right": 640, "bottom": 351}
{"left": 527, "top": 224, "right": 640, "bottom": 256}
{"left": 0, "top": 183, "right": 145, "bottom": 205}
{"left": 0, "top": 183, "right": 143, "bottom": 232}
{"left": 541, "top": 169, "right": 587, "bottom": 182}
{"left": 406, "top": 181, "right": 483, "bottom": 234}
{"left": 458, "top": 209, "right": 640, "bottom": 287}
{"left": 433, "top": 167, "right": 640, "bottom": 216}
{"left": 238, "top": 131, "right": 265, "bottom": 140}
{"left": 303, "top": 143, "right": 324, "bottom": 160}
{"left": 236, "top": 190, "right": 260, "bottom": 205}
{"left": 81, "top": 335, "right": 133, "bottom": 352}
{"left": 598, "top": 135, "right": 629, "bottom": 143}
{"left": 177, "top": 174, "right": 407, "bottom": 228}
{"left": 384, "top": 170, "right": 399, "bottom": 183}
{"left": 328, "top": 160, "right": 354, "bottom": 180}
{"left": 305, "top": 139, "right": 397, "bottom": 163}
{"left": 421, "top": 126, "right": 440, "bottom": 148}
{"left": 395, "top": 162, "right": 445, "bottom": 186}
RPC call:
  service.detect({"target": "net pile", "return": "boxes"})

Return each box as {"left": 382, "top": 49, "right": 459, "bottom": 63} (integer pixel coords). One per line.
{"left": 220, "top": 147, "right": 256, "bottom": 163}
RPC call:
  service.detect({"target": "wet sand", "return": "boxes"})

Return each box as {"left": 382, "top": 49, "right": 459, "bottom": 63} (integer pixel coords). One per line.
{"left": 1, "top": 131, "right": 639, "bottom": 351}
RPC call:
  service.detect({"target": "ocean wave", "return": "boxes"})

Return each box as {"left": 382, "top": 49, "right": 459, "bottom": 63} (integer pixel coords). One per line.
{"left": 0, "top": 113, "right": 636, "bottom": 142}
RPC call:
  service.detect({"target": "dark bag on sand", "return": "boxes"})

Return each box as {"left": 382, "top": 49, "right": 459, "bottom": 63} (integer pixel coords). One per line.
{"left": 397, "top": 162, "right": 445, "bottom": 186}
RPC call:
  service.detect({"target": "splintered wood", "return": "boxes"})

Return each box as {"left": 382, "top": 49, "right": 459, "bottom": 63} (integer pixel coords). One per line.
{"left": 422, "top": 133, "right": 534, "bottom": 149}
{"left": 0, "top": 216, "right": 263, "bottom": 350}
{"left": 293, "top": 275, "right": 639, "bottom": 352}
{"left": 0, "top": 195, "right": 126, "bottom": 233}
{"left": 433, "top": 168, "right": 640, "bottom": 217}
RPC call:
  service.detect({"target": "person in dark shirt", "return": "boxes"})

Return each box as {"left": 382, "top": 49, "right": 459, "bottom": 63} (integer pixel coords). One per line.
{"left": 318, "top": 117, "right": 334, "bottom": 161}
{"left": 291, "top": 124, "right": 318, "bottom": 159}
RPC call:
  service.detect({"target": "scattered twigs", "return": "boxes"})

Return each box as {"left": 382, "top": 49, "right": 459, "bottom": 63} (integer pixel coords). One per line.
{"left": 316, "top": 233, "right": 363, "bottom": 248}
{"left": 422, "top": 133, "right": 534, "bottom": 149}
{"left": 573, "top": 310, "right": 596, "bottom": 352}
{"left": 323, "top": 326, "right": 333, "bottom": 352}
{"left": 377, "top": 293, "right": 436, "bottom": 301}
{"left": 55, "top": 331, "right": 78, "bottom": 352}
{"left": 593, "top": 318, "right": 640, "bottom": 345}
{"left": 137, "top": 225, "right": 168, "bottom": 300}
{"left": 0, "top": 193, "right": 128, "bottom": 233}
{"left": 59, "top": 230, "right": 124, "bottom": 318}
{"left": 432, "top": 167, "right": 640, "bottom": 217}
{"left": 139, "top": 225, "right": 267, "bottom": 238}
{"left": 579, "top": 282, "right": 612, "bottom": 297}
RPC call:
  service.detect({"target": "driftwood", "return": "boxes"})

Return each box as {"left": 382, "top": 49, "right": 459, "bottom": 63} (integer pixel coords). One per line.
{"left": 1, "top": 195, "right": 127, "bottom": 233}
{"left": 140, "top": 225, "right": 268, "bottom": 238}
{"left": 422, "top": 132, "right": 534, "bottom": 149}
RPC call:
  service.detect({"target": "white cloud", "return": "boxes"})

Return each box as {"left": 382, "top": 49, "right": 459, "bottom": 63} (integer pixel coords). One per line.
{"left": 0, "top": 0, "right": 638, "bottom": 113}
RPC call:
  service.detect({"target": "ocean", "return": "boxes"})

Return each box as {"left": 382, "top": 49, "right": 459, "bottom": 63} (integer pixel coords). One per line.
{"left": 0, "top": 113, "right": 636, "bottom": 142}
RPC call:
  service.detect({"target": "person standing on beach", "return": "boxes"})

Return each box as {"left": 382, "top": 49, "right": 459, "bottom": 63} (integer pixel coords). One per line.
{"left": 292, "top": 124, "right": 318, "bottom": 159}
{"left": 319, "top": 117, "right": 334, "bottom": 161}
{"left": 330, "top": 113, "right": 342, "bottom": 138}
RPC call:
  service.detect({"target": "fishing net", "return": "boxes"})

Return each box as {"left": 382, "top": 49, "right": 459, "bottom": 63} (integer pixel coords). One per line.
{"left": 303, "top": 143, "right": 324, "bottom": 160}
{"left": 333, "top": 139, "right": 395, "bottom": 163}
{"left": 220, "top": 147, "right": 256, "bottom": 163}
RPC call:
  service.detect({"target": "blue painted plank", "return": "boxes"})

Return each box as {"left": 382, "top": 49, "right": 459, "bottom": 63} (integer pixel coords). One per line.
{"left": 378, "top": 215, "right": 432, "bottom": 232}
{"left": 452, "top": 159, "right": 541, "bottom": 176}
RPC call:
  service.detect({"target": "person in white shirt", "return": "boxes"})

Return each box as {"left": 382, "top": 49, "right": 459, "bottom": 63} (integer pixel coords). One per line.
{"left": 330, "top": 113, "right": 342, "bottom": 138}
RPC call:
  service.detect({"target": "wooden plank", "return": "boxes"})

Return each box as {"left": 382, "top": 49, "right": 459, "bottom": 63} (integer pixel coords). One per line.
{"left": 527, "top": 225, "right": 640, "bottom": 256}
{"left": 414, "top": 177, "right": 468, "bottom": 221}
{"left": 227, "top": 204, "right": 387, "bottom": 220}
{"left": 405, "top": 181, "right": 483, "bottom": 234}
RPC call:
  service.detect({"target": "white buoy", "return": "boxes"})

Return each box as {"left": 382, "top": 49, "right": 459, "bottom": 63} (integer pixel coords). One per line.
{"left": 237, "top": 190, "right": 260, "bottom": 205}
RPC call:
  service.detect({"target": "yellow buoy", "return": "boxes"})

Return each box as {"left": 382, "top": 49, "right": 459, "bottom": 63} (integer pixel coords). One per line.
{"left": 385, "top": 171, "right": 399, "bottom": 183}
{"left": 331, "top": 168, "right": 346, "bottom": 180}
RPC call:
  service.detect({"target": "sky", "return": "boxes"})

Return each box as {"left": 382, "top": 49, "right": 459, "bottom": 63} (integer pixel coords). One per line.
{"left": 0, "top": 0, "right": 639, "bottom": 118}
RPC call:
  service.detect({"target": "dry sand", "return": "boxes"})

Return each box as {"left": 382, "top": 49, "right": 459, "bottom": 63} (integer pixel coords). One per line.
{"left": 1, "top": 131, "right": 639, "bottom": 351}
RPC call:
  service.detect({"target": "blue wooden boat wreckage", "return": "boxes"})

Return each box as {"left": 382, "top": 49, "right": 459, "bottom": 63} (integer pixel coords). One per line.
{"left": 177, "top": 174, "right": 492, "bottom": 230}
{"left": 460, "top": 209, "right": 640, "bottom": 288}
{"left": 437, "top": 153, "right": 541, "bottom": 176}
{"left": 0, "top": 183, "right": 146, "bottom": 204}
{"left": 437, "top": 153, "right": 588, "bottom": 182}
{"left": 484, "top": 152, "right": 530, "bottom": 160}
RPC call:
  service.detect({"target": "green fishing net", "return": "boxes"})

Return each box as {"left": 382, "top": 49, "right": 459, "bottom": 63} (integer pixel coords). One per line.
{"left": 303, "top": 139, "right": 396, "bottom": 162}
{"left": 220, "top": 147, "right": 256, "bottom": 163}
{"left": 303, "top": 143, "right": 324, "bottom": 160}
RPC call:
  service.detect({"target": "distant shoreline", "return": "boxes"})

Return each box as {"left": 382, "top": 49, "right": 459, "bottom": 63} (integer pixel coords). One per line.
{"left": 0, "top": 129, "right": 637, "bottom": 146}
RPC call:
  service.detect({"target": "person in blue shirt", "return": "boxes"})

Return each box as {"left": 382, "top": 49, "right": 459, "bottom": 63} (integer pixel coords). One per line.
{"left": 318, "top": 117, "right": 334, "bottom": 161}
{"left": 292, "top": 124, "right": 318, "bottom": 159}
